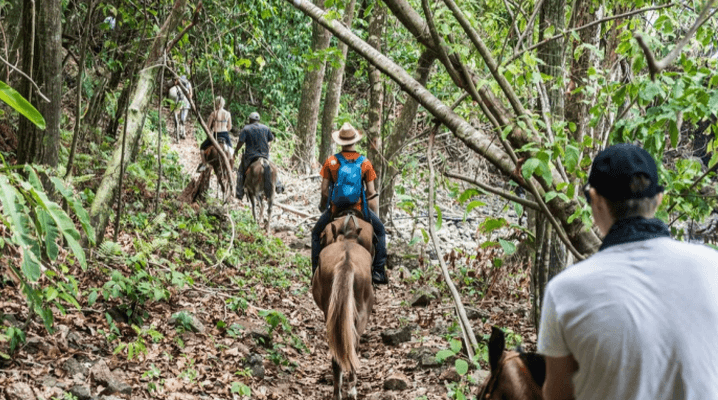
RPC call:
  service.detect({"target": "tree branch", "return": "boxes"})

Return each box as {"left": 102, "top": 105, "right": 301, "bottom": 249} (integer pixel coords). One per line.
{"left": 504, "top": 3, "right": 676, "bottom": 66}
{"left": 427, "top": 126, "right": 479, "bottom": 359}
{"left": 635, "top": 0, "right": 718, "bottom": 80}
{"left": 0, "top": 54, "right": 49, "bottom": 103}
{"left": 165, "top": 1, "right": 203, "bottom": 53}
{"left": 444, "top": 171, "right": 540, "bottom": 210}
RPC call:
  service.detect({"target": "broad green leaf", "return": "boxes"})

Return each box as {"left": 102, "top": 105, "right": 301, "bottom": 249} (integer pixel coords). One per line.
{"left": 51, "top": 177, "right": 95, "bottom": 242}
{"left": 544, "top": 191, "right": 559, "bottom": 203}
{"left": 0, "top": 80, "right": 45, "bottom": 129}
{"left": 28, "top": 188, "right": 86, "bottom": 269}
{"left": 466, "top": 200, "right": 486, "bottom": 214}
{"left": 458, "top": 188, "right": 480, "bottom": 204}
{"left": 521, "top": 158, "right": 541, "bottom": 181}
{"left": 669, "top": 120, "right": 679, "bottom": 148}
{"left": 44, "top": 287, "right": 59, "bottom": 302}
{"left": 38, "top": 209, "right": 59, "bottom": 261}
{"left": 0, "top": 177, "right": 32, "bottom": 248}
{"left": 450, "top": 338, "right": 463, "bottom": 353}
{"left": 435, "top": 349, "right": 454, "bottom": 362}
{"left": 455, "top": 359, "right": 469, "bottom": 376}
{"left": 21, "top": 248, "right": 42, "bottom": 282}
{"left": 479, "top": 217, "right": 507, "bottom": 234}
{"left": 564, "top": 145, "right": 580, "bottom": 172}
{"left": 499, "top": 239, "right": 517, "bottom": 255}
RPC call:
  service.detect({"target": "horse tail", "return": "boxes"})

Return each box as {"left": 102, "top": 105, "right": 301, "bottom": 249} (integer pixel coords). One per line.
{"left": 326, "top": 249, "right": 360, "bottom": 373}
{"left": 262, "top": 160, "right": 273, "bottom": 199}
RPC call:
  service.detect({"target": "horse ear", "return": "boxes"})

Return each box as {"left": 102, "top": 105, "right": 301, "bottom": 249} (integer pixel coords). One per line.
{"left": 488, "top": 326, "right": 505, "bottom": 372}
{"left": 356, "top": 228, "right": 362, "bottom": 236}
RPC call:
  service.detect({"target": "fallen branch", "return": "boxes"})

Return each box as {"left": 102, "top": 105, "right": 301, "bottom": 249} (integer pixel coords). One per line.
{"left": 427, "top": 125, "right": 479, "bottom": 360}
{"left": 444, "top": 170, "right": 540, "bottom": 210}
{"left": 274, "top": 202, "right": 314, "bottom": 218}
{"left": 635, "top": 0, "right": 718, "bottom": 80}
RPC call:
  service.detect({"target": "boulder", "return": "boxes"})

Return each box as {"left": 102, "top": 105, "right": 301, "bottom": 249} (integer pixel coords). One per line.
{"left": 383, "top": 373, "right": 410, "bottom": 391}
{"left": 169, "top": 311, "right": 205, "bottom": 334}
{"left": 439, "top": 367, "right": 462, "bottom": 382}
{"left": 68, "top": 385, "right": 91, "bottom": 400}
{"left": 6, "top": 382, "right": 36, "bottom": 400}
{"left": 380, "top": 325, "right": 412, "bottom": 346}
{"left": 90, "top": 360, "right": 132, "bottom": 396}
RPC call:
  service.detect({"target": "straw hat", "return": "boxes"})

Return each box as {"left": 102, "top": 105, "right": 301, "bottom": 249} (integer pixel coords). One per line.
{"left": 331, "top": 122, "right": 363, "bottom": 146}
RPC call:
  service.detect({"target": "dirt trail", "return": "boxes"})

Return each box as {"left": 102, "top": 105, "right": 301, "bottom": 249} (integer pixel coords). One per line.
{"left": 0, "top": 113, "right": 535, "bottom": 400}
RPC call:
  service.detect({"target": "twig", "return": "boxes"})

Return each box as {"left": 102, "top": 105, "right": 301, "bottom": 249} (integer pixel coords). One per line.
{"left": 444, "top": 171, "right": 540, "bottom": 210}
{"left": 166, "top": 1, "right": 203, "bottom": 53}
{"left": 212, "top": 208, "right": 236, "bottom": 269}
{"left": 504, "top": 3, "right": 677, "bottom": 66}
{"left": 274, "top": 202, "right": 314, "bottom": 218}
{"left": 427, "top": 124, "right": 479, "bottom": 360}
{"left": 635, "top": 0, "right": 718, "bottom": 80}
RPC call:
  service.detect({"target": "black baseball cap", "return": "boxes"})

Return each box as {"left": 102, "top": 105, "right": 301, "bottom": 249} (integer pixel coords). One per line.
{"left": 587, "top": 143, "right": 664, "bottom": 201}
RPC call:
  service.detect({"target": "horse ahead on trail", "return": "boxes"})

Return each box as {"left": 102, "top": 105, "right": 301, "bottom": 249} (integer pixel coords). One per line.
{"left": 167, "top": 77, "right": 192, "bottom": 141}
{"left": 477, "top": 326, "right": 546, "bottom": 400}
{"left": 313, "top": 214, "right": 375, "bottom": 400}
{"left": 243, "top": 157, "right": 281, "bottom": 232}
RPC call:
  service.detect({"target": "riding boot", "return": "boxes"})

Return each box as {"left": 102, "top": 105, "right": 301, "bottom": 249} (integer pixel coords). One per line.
{"left": 372, "top": 264, "right": 388, "bottom": 285}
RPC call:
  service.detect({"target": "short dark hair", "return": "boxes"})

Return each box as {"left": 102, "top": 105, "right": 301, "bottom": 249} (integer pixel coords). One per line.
{"left": 604, "top": 175, "right": 661, "bottom": 219}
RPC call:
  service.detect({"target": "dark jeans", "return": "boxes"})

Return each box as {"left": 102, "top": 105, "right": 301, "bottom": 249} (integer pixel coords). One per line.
{"left": 311, "top": 209, "right": 387, "bottom": 273}
{"left": 201, "top": 131, "right": 231, "bottom": 150}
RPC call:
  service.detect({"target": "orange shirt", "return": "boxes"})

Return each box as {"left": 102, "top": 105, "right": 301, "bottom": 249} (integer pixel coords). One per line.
{"left": 320, "top": 151, "right": 377, "bottom": 213}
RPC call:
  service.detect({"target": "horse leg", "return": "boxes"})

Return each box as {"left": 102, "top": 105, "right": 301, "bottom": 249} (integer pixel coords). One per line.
{"left": 346, "top": 370, "right": 357, "bottom": 399}
{"left": 265, "top": 193, "right": 272, "bottom": 233}
{"left": 173, "top": 112, "right": 180, "bottom": 142}
{"left": 250, "top": 194, "right": 258, "bottom": 224}
{"left": 332, "top": 358, "right": 343, "bottom": 400}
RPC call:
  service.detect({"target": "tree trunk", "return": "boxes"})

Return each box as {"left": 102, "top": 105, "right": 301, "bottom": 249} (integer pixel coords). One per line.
{"left": 293, "top": 0, "right": 333, "bottom": 174}
{"left": 366, "top": 0, "right": 387, "bottom": 181}
{"left": 318, "top": 0, "right": 357, "bottom": 163}
{"left": 17, "top": 0, "right": 62, "bottom": 167}
{"left": 538, "top": 0, "right": 565, "bottom": 118}
{"left": 380, "top": 51, "right": 435, "bottom": 219}
{"left": 565, "top": 0, "right": 602, "bottom": 144}
{"left": 89, "top": 0, "right": 188, "bottom": 244}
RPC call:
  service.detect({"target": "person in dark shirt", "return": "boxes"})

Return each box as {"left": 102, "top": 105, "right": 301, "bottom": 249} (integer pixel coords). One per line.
{"left": 233, "top": 112, "right": 276, "bottom": 200}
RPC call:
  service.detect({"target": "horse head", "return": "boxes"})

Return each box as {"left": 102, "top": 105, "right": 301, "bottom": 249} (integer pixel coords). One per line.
{"left": 478, "top": 326, "right": 545, "bottom": 400}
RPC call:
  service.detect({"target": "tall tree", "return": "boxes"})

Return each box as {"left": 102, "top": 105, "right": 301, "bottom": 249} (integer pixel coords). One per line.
{"left": 16, "top": 0, "right": 62, "bottom": 167}
{"left": 294, "top": 0, "right": 333, "bottom": 174}
{"left": 89, "top": 0, "right": 189, "bottom": 243}
{"left": 365, "top": 1, "right": 387, "bottom": 192}
{"left": 318, "top": 0, "right": 357, "bottom": 163}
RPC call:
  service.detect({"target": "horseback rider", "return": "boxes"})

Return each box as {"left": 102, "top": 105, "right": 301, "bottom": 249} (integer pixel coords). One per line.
{"left": 198, "top": 96, "right": 232, "bottom": 172}
{"left": 234, "top": 112, "right": 275, "bottom": 200}
{"left": 175, "top": 75, "right": 192, "bottom": 124}
{"left": 311, "top": 122, "right": 388, "bottom": 285}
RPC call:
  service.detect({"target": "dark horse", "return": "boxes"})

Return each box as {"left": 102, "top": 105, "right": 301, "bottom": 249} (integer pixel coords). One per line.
{"left": 202, "top": 145, "right": 234, "bottom": 201}
{"left": 477, "top": 326, "right": 546, "bottom": 400}
{"left": 313, "top": 216, "right": 374, "bottom": 399}
{"left": 244, "top": 158, "right": 279, "bottom": 232}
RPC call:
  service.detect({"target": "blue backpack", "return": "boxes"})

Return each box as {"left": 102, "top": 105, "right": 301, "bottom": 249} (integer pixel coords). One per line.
{"left": 329, "top": 153, "right": 368, "bottom": 217}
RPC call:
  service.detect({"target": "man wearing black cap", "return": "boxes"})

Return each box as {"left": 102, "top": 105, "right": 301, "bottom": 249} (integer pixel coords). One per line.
{"left": 538, "top": 143, "right": 718, "bottom": 400}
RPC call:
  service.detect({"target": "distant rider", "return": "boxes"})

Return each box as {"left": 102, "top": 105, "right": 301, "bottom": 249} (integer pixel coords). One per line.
{"left": 233, "top": 112, "right": 279, "bottom": 199}
{"left": 176, "top": 75, "right": 192, "bottom": 125}
{"left": 198, "top": 96, "right": 232, "bottom": 172}
{"left": 311, "top": 122, "right": 388, "bottom": 285}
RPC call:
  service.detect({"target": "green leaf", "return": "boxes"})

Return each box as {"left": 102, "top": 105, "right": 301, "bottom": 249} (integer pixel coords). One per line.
{"left": 0, "top": 80, "right": 45, "bottom": 129}
{"left": 455, "top": 359, "right": 469, "bottom": 376}
{"left": 669, "top": 120, "right": 679, "bottom": 148}
{"left": 420, "top": 228, "right": 429, "bottom": 244}
{"left": 435, "top": 349, "right": 454, "bottom": 362}
{"left": 479, "top": 217, "right": 507, "bottom": 234}
{"left": 51, "top": 177, "right": 95, "bottom": 243}
{"left": 499, "top": 239, "right": 517, "bottom": 255}
{"left": 44, "top": 287, "right": 59, "bottom": 302}
{"left": 434, "top": 205, "right": 443, "bottom": 231}
{"left": 564, "top": 145, "right": 580, "bottom": 172}
{"left": 458, "top": 188, "right": 480, "bottom": 204}
{"left": 450, "top": 338, "right": 463, "bottom": 353}
{"left": 466, "top": 200, "right": 486, "bottom": 214}
{"left": 38, "top": 209, "right": 59, "bottom": 261}
{"left": 521, "top": 158, "right": 541, "bottom": 181}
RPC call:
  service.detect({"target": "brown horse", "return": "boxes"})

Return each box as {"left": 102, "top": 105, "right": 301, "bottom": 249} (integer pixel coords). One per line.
{"left": 202, "top": 145, "right": 234, "bottom": 201}
{"left": 477, "top": 326, "right": 546, "bottom": 400}
{"left": 321, "top": 213, "right": 374, "bottom": 255}
{"left": 244, "top": 158, "right": 278, "bottom": 232}
{"left": 312, "top": 222, "right": 374, "bottom": 400}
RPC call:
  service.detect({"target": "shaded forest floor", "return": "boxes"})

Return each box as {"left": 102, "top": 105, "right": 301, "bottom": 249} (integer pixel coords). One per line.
{"left": 1, "top": 117, "right": 538, "bottom": 400}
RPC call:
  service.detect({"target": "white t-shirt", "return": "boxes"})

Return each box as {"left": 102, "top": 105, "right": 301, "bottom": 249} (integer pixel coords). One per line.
{"left": 538, "top": 237, "right": 718, "bottom": 400}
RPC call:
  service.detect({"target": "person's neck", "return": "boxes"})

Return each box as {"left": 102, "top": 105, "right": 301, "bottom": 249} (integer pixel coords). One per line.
{"left": 341, "top": 145, "right": 357, "bottom": 152}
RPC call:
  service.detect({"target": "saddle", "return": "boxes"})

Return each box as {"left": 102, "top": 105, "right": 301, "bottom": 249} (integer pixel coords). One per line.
{"left": 320, "top": 211, "right": 374, "bottom": 258}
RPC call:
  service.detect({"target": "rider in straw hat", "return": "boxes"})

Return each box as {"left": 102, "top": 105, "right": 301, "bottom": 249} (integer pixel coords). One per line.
{"left": 311, "top": 122, "right": 388, "bottom": 284}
